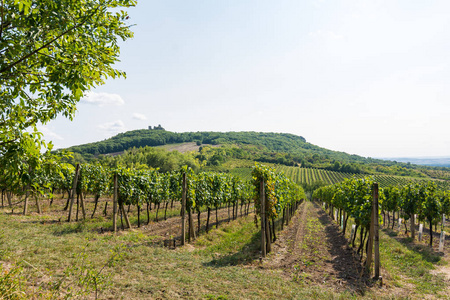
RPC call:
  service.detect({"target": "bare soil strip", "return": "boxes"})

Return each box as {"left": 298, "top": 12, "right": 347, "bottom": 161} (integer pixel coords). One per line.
{"left": 267, "top": 201, "right": 370, "bottom": 293}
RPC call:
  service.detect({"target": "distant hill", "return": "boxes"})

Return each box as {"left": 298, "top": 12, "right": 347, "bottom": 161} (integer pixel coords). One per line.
{"left": 67, "top": 129, "right": 375, "bottom": 166}
{"left": 64, "top": 128, "right": 450, "bottom": 180}
{"left": 382, "top": 157, "right": 450, "bottom": 168}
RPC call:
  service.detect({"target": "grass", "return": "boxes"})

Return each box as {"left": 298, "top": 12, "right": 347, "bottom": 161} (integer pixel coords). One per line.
{"left": 379, "top": 228, "right": 447, "bottom": 295}
{"left": 0, "top": 199, "right": 449, "bottom": 299}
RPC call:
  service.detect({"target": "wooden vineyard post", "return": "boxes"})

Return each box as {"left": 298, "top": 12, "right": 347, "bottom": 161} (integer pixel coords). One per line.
{"left": 67, "top": 164, "right": 80, "bottom": 222}
{"left": 113, "top": 173, "right": 118, "bottom": 232}
{"left": 181, "top": 172, "right": 186, "bottom": 246}
{"left": 366, "top": 182, "right": 377, "bottom": 275}
{"left": 373, "top": 183, "right": 380, "bottom": 279}
{"left": 260, "top": 179, "right": 266, "bottom": 258}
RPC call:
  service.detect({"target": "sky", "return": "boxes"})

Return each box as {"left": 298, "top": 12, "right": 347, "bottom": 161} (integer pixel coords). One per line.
{"left": 42, "top": 0, "right": 450, "bottom": 158}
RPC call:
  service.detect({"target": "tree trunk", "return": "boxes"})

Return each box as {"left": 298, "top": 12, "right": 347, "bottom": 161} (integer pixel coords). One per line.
{"left": 343, "top": 214, "right": 349, "bottom": 234}
{"left": 271, "top": 217, "right": 276, "bottom": 242}
{"left": 49, "top": 187, "right": 55, "bottom": 207}
{"left": 76, "top": 193, "right": 79, "bottom": 221}
{"left": 6, "top": 191, "right": 12, "bottom": 208}
{"left": 352, "top": 224, "right": 359, "bottom": 247}
{"left": 35, "top": 195, "right": 42, "bottom": 214}
{"left": 188, "top": 208, "right": 195, "bottom": 242}
{"left": 215, "top": 206, "right": 219, "bottom": 228}
{"left": 120, "top": 206, "right": 124, "bottom": 230}
{"left": 429, "top": 219, "right": 433, "bottom": 247}
{"left": 120, "top": 202, "right": 131, "bottom": 229}
{"left": 103, "top": 201, "right": 108, "bottom": 216}
{"left": 285, "top": 206, "right": 290, "bottom": 226}
{"left": 164, "top": 201, "right": 169, "bottom": 220}
{"left": 63, "top": 191, "right": 70, "bottom": 211}
{"left": 91, "top": 194, "right": 100, "bottom": 218}
{"left": 361, "top": 227, "right": 368, "bottom": 255}
{"left": 80, "top": 192, "right": 86, "bottom": 220}
{"left": 206, "top": 207, "right": 211, "bottom": 232}
{"left": 265, "top": 216, "right": 271, "bottom": 253}
{"left": 146, "top": 202, "right": 150, "bottom": 225}
{"left": 197, "top": 210, "right": 201, "bottom": 235}
{"left": 23, "top": 189, "right": 30, "bottom": 215}
{"left": 188, "top": 210, "right": 192, "bottom": 242}
{"left": 137, "top": 204, "right": 141, "bottom": 228}
{"left": 156, "top": 203, "right": 160, "bottom": 222}
{"left": 392, "top": 211, "right": 396, "bottom": 230}
{"left": 357, "top": 227, "right": 365, "bottom": 255}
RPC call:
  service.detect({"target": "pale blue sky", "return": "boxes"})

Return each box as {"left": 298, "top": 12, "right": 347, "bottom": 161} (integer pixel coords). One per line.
{"left": 42, "top": 0, "right": 450, "bottom": 157}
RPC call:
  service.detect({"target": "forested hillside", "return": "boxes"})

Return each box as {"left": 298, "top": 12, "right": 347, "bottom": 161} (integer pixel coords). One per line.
{"left": 65, "top": 129, "right": 450, "bottom": 180}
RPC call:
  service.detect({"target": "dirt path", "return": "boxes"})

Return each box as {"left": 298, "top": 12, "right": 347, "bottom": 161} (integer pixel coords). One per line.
{"left": 267, "top": 201, "right": 369, "bottom": 293}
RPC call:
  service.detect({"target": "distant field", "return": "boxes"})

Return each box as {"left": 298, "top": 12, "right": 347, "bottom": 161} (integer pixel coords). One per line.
{"left": 156, "top": 142, "right": 220, "bottom": 153}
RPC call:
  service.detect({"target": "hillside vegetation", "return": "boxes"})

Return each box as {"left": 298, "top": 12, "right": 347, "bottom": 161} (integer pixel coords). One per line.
{"left": 65, "top": 129, "right": 450, "bottom": 180}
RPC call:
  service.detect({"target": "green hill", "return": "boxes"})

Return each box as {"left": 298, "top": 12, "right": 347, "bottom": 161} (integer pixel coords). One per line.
{"left": 64, "top": 128, "right": 450, "bottom": 181}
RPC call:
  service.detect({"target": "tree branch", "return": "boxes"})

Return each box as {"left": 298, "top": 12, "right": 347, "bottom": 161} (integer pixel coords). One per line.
{"left": 0, "top": 138, "right": 19, "bottom": 148}
{"left": 37, "top": 51, "right": 77, "bottom": 67}
{"left": 0, "top": 5, "right": 101, "bottom": 74}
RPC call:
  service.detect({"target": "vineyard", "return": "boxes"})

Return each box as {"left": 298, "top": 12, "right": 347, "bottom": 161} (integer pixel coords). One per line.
{"left": 314, "top": 177, "right": 450, "bottom": 248}
{"left": 0, "top": 160, "right": 304, "bottom": 239}
{"left": 0, "top": 160, "right": 449, "bottom": 299}
{"left": 3, "top": 0, "right": 450, "bottom": 298}
{"left": 231, "top": 166, "right": 442, "bottom": 188}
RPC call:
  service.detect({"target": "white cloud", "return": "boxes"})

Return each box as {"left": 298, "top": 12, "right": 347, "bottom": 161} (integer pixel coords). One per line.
{"left": 37, "top": 125, "right": 64, "bottom": 141}
{"left": 98, "top": 120, "right": 126, "bottom": 133}
{"left": 309, "top": 30, "right": 344, "bottom": 40}
{"left": 82, "top": 92, "right": 125, "bottom": 106}
{"left": 132, "top": 113, "right": 147, "bottom": 120}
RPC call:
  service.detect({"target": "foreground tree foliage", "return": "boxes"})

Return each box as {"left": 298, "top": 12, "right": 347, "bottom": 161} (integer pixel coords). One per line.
{"left": 0, "top": 0, "right": 135, "bottom": 156}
